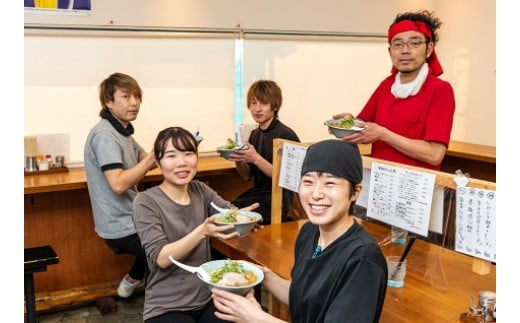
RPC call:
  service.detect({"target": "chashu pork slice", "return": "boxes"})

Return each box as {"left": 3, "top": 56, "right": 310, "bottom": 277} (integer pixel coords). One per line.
{"left": 217, "top": 272, "right": 249, "bottom": 286}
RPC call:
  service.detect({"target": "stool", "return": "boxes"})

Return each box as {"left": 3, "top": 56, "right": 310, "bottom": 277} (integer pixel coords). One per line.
{"left": 24, "top": 246, "right": 59, "bottom": 323}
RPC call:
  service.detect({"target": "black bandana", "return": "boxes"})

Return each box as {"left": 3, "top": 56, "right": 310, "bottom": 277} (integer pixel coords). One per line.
{"left": 301, "top": 139, "right": 363, "bottom": 184}
{"left": 100, "top": 109, "right": 135, "bottom": 137}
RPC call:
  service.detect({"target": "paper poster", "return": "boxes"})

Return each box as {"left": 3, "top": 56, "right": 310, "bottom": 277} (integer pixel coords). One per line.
{"left": 428, "top": 186, "right": 445, "bottom": 234}
{"left": 278, "top": 143, "right": 307, "bottom": 192}
{"left": 356, "top": 168, "right": 372, "bottom": 209}
{"left": 455, "top": 187, "right": 496, "bottom": 262}
{"left": 25, "top": 0, "right": 91, "bottom": 15}
{"left": 359, "top": 168, "right": 444, "bottom": 234}
{"left": 366, "top": 162, "right": 436, "bottom": 237}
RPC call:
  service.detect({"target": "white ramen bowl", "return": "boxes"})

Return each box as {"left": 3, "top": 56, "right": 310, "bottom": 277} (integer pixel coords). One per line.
{"left": 214, "top": 210, "right": 263, "bottom": 237}
{"left": 324, "top": 118, "right": 367, "bottom": 138}
{"left": 197, "top": 260, "right": 264, "bottom": 295}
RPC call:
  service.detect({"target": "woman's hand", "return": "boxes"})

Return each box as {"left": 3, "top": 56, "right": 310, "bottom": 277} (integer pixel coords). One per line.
{"left": 241, "top": 202, "right": 260, "bottom": 212}
{"left": 241, "top": 202, "right": 264, "bottom": 233}
{"left": 203, "top": 216, "right": 240, "bottom": 239}
{"left": 212, "top": 288, "right": 268, "bottom": 323}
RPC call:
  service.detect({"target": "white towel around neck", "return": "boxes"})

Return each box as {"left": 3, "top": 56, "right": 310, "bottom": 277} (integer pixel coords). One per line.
{"left": 391, "top": 63, "right": 429, "bottom": 99}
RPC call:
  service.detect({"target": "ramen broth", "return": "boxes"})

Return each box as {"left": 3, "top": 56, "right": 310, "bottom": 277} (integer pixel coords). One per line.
{"left": 209, "top": 260, "right": 257, "bottom": 286}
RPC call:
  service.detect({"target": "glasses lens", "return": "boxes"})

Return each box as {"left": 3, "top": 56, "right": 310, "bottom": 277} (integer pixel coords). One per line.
{"left": 391, "top": 42, "right": 403, "bottom": 50}
{"left": 391, "top": 41, "right": 425, "bottom": 50}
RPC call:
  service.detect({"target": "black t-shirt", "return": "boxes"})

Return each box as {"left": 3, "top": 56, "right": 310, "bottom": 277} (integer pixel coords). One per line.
{"left": 290, "top": 221, "right": 388, "bottom": 323}
{"left": 234, "top": 118, "right": 300, "bottom": 224}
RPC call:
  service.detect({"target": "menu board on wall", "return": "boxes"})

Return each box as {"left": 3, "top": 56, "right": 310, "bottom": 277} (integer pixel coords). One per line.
{"left": 455, "top": 187, "right": 496, "bottom": 262}
{"left": 278, "top": 143, "right": 307, "bottom": 193}
{"left": 366, "top": 162, "right": 436, "bottom": 237}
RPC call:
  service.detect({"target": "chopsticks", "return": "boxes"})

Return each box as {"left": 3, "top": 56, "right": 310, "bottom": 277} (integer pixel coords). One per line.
{"left": 24, "top": 136, "right": 37, "bottom": 157}
{"left": 390, "top": 235, "right": 416, "bottom": 280}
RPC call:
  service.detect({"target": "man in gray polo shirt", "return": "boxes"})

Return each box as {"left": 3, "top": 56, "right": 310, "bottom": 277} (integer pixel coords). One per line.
{"left": 84, "top": 72, "right": 156, "bottom": 298}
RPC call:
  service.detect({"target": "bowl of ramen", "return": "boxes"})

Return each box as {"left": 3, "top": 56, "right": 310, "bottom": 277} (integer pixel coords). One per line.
{"left": 198, "top": 259, "right": 264, "bottom": 295}
{"left": 217, "top": 138, "right": 249, "bottom": 159}
{"left": 216, "top": 147, "right": 235, "bottom": 160}
{"left": 324, "top": 117, "right": 367, "bottom": 138}
{"left": 217, "top": 138, "right": 238, "bottom": 160}
{"left": 214, "top": 209, "right": 263, "bottom": 237}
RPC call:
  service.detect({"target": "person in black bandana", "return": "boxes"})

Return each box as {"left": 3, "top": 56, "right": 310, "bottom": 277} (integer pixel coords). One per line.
{"left": 212, "top": 139, "right": 387, "bottom": 323}
{"left": 84, "top": 73, "right": 157, "bottom": 298}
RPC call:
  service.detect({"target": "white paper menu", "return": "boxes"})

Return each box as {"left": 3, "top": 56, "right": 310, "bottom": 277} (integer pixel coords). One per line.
{"left": 278, "top": 142, "right": 308, "bottom": 192}
{"left": 367, "top": 162, "right": 436, "bottom": 237}
{"left": 455, "top": 187, "right": 496, "bottom": 262}
{"left": 356, "top": 168, "right": 372, "bottom": 209}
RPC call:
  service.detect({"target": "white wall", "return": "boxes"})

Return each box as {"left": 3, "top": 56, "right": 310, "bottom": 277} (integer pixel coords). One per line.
{"left": 435, "top": 1, "right": 496, "bottom": 147}
{"left": 24, "top": 0, "right": 496, "bottom": 164}
{"left": 25, "top": 0, "right": 435, "bottom": 33}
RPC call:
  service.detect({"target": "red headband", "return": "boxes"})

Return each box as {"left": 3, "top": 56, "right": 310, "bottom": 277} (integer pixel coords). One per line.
{"left": 388, "top": 20, "right": 443, "bottom": 76}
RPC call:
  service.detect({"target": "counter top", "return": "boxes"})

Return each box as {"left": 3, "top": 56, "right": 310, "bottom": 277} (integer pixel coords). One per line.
{"left": 24, "top": 155, "right": 236, "bottom": 195}
{"left": 446, "top": 140, "right": 496, "bottom": 163}
{"left": 360, "top": 141, "right": 495, "bottom": 163}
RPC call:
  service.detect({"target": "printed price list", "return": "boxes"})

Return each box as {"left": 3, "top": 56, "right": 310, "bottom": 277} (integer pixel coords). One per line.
{"left": 367, "top": 162, "right": 435, "bottom": 236}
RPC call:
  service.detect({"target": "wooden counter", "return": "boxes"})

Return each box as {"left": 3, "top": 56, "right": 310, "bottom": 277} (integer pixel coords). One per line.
{"left": 360, "top": 141, "right": 496, "bottom": 182}
{"left": 25, "top": 141, "right": 494, "bottom": 194}
{"left": 442, "top": 141, "right": 496, "bottom": 182}
{"left": 211, "top": 220, "right": 496, "bottom": 322}
{"left": 24, "top": 155, "right": 238, "bottom": 194}
{"left": 446, "top": 141, "right": 496, "bottom": 164}
{"left": 24, "top": 155, "right": 251, "bottom": 312}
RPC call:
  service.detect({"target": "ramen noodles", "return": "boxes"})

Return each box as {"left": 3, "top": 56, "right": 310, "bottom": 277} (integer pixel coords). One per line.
{"left": 216, "top": 208, "right": 257, "bottom": 224}
{"left": 329, "top": 117, "right": 355, "bottom": 129}
{"left": 209, "top": 260, "right": 257, "bottom": 287}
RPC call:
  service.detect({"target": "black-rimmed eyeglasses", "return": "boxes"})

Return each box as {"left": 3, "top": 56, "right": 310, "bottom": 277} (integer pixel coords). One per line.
{"left": 390, "top": 40, "right": 428, "bottom": 51}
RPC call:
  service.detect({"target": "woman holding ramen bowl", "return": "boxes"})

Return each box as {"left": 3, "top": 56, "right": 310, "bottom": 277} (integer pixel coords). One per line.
{"left": 133, "top": 126, "right": 259, "bottom": 323}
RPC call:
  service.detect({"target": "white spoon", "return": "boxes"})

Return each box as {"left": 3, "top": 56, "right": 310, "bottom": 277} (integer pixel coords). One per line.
{"left": 350, "top": 125, "right": 368, "bottom": 131}
{"left": 168, "top": 255, "right": 211, "bottom": 281}
{"left": 210, "top": 201, "right": 230, "bottom": 214}
{"left": 193, "top": 126, "right": 200, "bottom": 137}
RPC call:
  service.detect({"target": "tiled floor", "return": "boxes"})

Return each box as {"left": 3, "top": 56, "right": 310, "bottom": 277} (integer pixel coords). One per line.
{"left": 35, "top": 286, "right": 268, "bottom": 322}
{"left": 35, "top": 293, "right": 144, "bottom": 323}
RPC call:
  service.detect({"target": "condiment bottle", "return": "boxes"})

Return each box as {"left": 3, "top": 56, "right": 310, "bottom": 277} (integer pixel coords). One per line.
{"left": 45, "top": 154, "right": 53, "bottom": 168}
{"left": 38, "top": 159, "right": 49, "bottom": 171}
{"left": 55, "top": 155, "right": 65, "bottom": 168}
{"left": 478, "top": 291, "right": 496, "bottom": 322}
{"left": 36, "top": 154, "right": 46, "bottom": 171}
